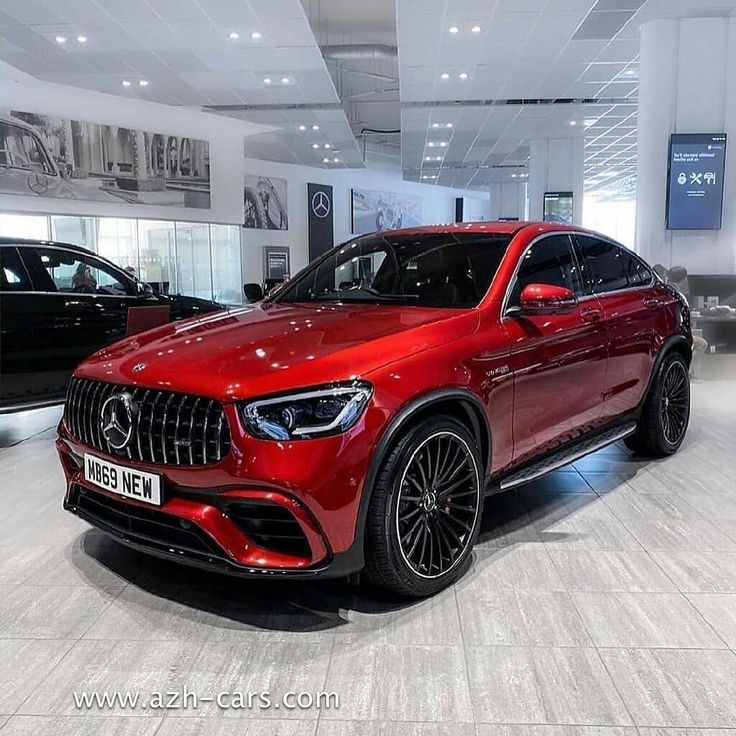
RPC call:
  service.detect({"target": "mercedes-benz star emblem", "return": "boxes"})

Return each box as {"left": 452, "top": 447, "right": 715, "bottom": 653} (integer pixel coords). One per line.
{"left": 27, "top": 172, "right": 48, "bottom": 195}
{"left": 100, "top": 392, "right": 137, "bottom": 450}
{"left": 311, "top": 190, "right": 331, "bottom": 218}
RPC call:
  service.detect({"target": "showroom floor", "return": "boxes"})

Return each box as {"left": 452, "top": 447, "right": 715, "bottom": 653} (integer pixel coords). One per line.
{"left": 2, "top": 370, "right": 736, "bottom": 735}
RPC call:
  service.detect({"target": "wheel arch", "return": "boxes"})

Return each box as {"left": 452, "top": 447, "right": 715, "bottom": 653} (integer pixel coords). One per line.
{"left": 352, "top": 388, "right": 491, "bottom": 559}
{"left": 638, "top": 334, "right": 692, "bottom": 418}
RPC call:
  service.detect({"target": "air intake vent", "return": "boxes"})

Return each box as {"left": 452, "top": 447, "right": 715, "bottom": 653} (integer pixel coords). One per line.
{"left": 64, "top": 377, "right": 230, "bottom": 466}
{"left": 226, "top": 501, "right": 311, "bottom": 558}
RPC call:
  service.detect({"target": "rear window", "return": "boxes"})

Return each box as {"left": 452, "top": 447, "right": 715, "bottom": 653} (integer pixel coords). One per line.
{"left": 276, "top": 232, "right": 513, "bottom": 308}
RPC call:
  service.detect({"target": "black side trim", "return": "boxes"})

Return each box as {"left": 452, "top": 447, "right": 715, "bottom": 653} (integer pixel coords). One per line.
{"left": 349, "top": 387, "right": 492, "bottom": 568}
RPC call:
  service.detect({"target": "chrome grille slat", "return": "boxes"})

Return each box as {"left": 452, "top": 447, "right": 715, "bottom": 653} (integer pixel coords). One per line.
{"left": 63, "top": 378, "right": 230, "bottom": 467}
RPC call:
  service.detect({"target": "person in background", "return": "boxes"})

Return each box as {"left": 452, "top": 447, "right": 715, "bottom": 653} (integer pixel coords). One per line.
{"left": 124, "top": 265, "right": 137, "bottom": 278}
{"left": 71, "top": 262, "right": 97, "bottom": 293}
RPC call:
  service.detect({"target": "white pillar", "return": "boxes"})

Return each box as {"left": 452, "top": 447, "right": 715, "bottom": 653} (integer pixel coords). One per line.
{"left": 636, "top": 17, "right": 736, "bottom": 274}
{"left": 489, "top": 181, "right": 527, "bottom": 221}
{"left": 528, "top": 137, "right": 585, "bottom": 224}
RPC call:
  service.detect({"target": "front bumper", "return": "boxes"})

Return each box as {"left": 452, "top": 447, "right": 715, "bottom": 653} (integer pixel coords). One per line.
{"left": 56, "top": 409, "right": 375, "bottom": 579}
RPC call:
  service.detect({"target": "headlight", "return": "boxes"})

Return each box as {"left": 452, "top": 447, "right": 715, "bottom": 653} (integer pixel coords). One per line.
{"left": 239, "top": 382, "right": 373, "bottom": 440}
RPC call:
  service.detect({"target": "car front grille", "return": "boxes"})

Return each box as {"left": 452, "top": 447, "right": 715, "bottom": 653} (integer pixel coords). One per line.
{"left": 64, "top": 377, "right": 231, "bottom": 466}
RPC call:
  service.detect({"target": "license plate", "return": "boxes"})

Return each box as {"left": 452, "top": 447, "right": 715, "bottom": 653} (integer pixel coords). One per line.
{"left": 84, "top": 453, "right": 162, "bottom": 506}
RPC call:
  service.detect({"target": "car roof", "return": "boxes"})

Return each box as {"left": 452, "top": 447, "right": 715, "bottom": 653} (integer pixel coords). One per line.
{"left": 0, "top": 236, "right": 96, "bottom": 257}
{"left": 367, "top": 221, "right": 589, "bottom": 239}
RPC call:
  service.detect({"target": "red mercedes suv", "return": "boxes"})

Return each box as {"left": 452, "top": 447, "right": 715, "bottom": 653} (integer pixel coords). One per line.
{"left": 57, "top": 223, "right": 692, "bottom": 596}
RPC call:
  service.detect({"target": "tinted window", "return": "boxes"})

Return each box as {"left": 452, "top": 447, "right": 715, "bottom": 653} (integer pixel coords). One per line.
{"left": 0, "top": 247, "right": 32, "bottom": 291}
{"left": 276, "top": 233, "right": 512, "bottom": 308}
{"left": 576, "top": 236, "right": 641, "bottom": 293}
{"left": 508, "top": 234, "right": 583, "bottom": 308}
{"left": 20, "top": 247, "right": 131, "bottom": 296}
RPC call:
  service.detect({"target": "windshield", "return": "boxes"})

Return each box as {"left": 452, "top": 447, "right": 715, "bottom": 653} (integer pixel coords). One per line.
{"left": 275, "top": 232, "right": 513, "bottom": 308}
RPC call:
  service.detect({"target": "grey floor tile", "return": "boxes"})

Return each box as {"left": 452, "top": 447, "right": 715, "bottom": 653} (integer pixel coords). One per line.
{"left": 1, "top": 585, "right": 116, "bottom": 639}
{"left": 332, "top": 586, "right": 462, "bottom": 646}
{"left": 571, "top": 592, "right": 725, "bottom": 648}
{"left": 323, "top": 644, "right": 472, "bottom": 722}
{"left": 17, "top": 640, "right": 201, "bottom": 715}
{"left": 317, "top": 722, "right": 476, "bottom": 736}
{"left": 158, "top": 718, "right": 315, "bottom": 735}
{"left": 621, "top": 519, "right": 736, "bottom": 552}
{"left": 182, "top": 640, "right": 332, "bottom": 719}
{"left": 648, "top": 551, "right": 736, "bottom": 593}
{"left": 0, "top": 639, "right": 75, "bottom": 714}
{"left": 458, "top": 548, "right": 567, "bottom": 593}
{"left": 686, "top": 594, "right": 736, "bottom": 648}
{"left": 476, "top": 728, "right": 637, "bottom": 736}
{"left": 81, "top": 583, "right": 224, "bottom": 642}
{"left": 602, "top": 490, "right": 704, "bottom": 520}
{"left": 466, "top": 646, "right": 632, "bottom": 725}
{"left": 0, "top": 715, "right": 163, "bottom": 736}
{"left": 547, "top": 550, "right": 676, "bottom": 592}
{"left": 601, "top": 648, "right": 736, "bottom": 727}
{"left": 578, "top": 473, "right": 636, "bottom": 495}
{"left": 0, "top": 546, "right": 54, "bottom": 586}
{"left": 456, "top": 589, "right": 591, "bottom": 647}
{"left": 637, "top": 729, "right": 736, "bottom": 736}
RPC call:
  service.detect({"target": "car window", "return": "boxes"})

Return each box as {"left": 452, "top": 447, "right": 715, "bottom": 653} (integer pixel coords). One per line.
{"left": 20, "top": 247, "right": 132, "bottom": 296}
{"left": 0, "top": 247, "right": 32, "bottom": 292}
{"left": 277, "top": 233, "right": 512, "bottom": 308}
{"left": 508, "top": 234, "right": 583, "bottom": 309}
{"left": 575, "top": 236, "right": 635, "bottom": 293}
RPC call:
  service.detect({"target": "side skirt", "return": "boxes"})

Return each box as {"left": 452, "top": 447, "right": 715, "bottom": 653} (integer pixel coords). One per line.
{"left": 487, "top": 419, "right": 637, "bottom": 494}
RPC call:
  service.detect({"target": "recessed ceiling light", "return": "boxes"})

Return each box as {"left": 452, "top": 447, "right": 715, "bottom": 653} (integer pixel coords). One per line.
{"left": 312, "top": 143, "right": 320, "bottom": 149}
{"left": 569, "top": 120, "right": 577, "bottom": 126}
{"left": 263, "top": 77, "right": 272, "bottom": 84}
{"left": 333, "top": 157, "right": 340, "bottom": 163}
{"left": 584, "top": 119, "right": 595, "bottom": 127}
{"left": 449, "top": 26, "right": 459, "bottom": 34}
{"left": 323, "top": 157, "right": 330, "bottom": 163}
{"left": 298, "top": 124, "right": 306, "bottom": 131}
{"left": 139, "top": 80, "right": 148, "bottom": 87}
{"left": 281, "top": 76, "right": 290, "bottom": 84}
{"left": 624, "top": 69, "right": 636, "bottom": 76}
{"left": 311, "top": 124, "right": 319, "bottom": 131}
{"left": 458, "top": 72, "right": 469, "bottom": 80}
{"left": 440, "top": 72, "right": 450, "bottom": 80}
{"left": 251, "top": 31, "right": 262, "bottom": 40}
{"left": 432, "top": 123, "right": 440, "bottom": 128}
{"left": 229, "top": 32, "right": 239, "bottom": 40}
{"left": 324, "top": 143, "right": 331, "bottom": 149}
{"left": 439, "top": 141, "right": 447, "bottom": 147}
{"left": 76, "top": 35, "right": 87, "bottom": 43}
{"left": 55, "top": 36, "right": 66, "bottom": 44}
{"left": 512, "top": 173, "right": 518, "bottom": 178}
{"left": 122, "top": 80, "right": 131, "bottom": 87}
{"left": 471, "top": 25, "right": 481, "bottom": 33}
{"left": 446, "top": 123, "right": 453, "bottom": 128}
{"left": 428, "top": 142, "right": 436, "bottom": 147}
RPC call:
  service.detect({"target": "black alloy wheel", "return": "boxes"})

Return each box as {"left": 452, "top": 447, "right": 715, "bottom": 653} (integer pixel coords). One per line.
{"left": 365, "top": 415, "right": 483, "bottom": 597}
{"left": 660, "top": 359, "right": 690, "bottom": 446}
{"left": 396, "top": 431, "right": 480, "bottom": 578}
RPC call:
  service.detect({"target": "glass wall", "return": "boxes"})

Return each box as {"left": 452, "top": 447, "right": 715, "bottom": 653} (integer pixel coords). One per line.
{"left": 0, "top": 211, "right": 242, "bottom": 304}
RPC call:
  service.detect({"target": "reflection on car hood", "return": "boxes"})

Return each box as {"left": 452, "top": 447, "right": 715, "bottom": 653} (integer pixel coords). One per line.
{"left": 76, "top": 301, "right": 478, "bottom": 401}
{"left": 156, "top": 292, "right": 223, "bottom": 316}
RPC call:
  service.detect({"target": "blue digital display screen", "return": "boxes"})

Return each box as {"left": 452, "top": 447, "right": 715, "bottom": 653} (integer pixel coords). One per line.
{"left": 666, "top": 133, "right": 727, "bottom": 230}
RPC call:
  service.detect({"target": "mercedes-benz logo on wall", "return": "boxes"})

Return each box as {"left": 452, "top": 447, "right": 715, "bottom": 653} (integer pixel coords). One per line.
{"left": 100, "top": 392, "right": 137, "bottom": 450}
{"left": 311, "top": 190, "right": 331, "bottom": 218}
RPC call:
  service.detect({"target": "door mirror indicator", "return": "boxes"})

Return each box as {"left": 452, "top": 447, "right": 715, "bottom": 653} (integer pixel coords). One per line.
{"left": 519, "top": 283, "right": 578, "bottom": 315}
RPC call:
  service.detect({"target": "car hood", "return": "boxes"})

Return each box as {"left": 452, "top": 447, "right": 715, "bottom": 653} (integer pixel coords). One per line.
{"left": 75, "top": 301, "right": 479, "bottom": 401}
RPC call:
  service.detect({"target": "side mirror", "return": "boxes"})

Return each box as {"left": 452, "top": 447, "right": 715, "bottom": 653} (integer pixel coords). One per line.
{"left": 519, "top": 283, "right": 578, "bottom": 315}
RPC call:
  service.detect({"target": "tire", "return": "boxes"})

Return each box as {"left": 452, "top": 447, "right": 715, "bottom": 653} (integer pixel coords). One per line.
{"left": 625, "top": 351, "right": 690, "bottom": 457}
{"left": 364, "top": 415, "right": 484, "bottom": 597}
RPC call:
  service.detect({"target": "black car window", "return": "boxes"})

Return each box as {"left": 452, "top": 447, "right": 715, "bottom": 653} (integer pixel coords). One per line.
{"left": 575, "top": 236, "right": 633, "bottom": 293}
{"left": 20, "top": 247, "right": 132, "bottom": 296}
{"left": 276, "top": 233, "right": 513, "bottom": 308}
{"left": 0, "top": 247, "right": 32, "bottom": 292}
{"left": 508, "top": 234, "right": 583, "bottom": 309}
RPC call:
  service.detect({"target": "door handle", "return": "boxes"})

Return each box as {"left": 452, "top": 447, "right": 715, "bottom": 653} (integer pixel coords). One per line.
{"left": 580, "top": 306, "right": 602, "bottom": 323}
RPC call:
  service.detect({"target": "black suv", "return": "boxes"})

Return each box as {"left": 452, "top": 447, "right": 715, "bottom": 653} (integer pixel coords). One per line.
{"left": 0, "top": 238, "right": 224, "bottom": 412}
